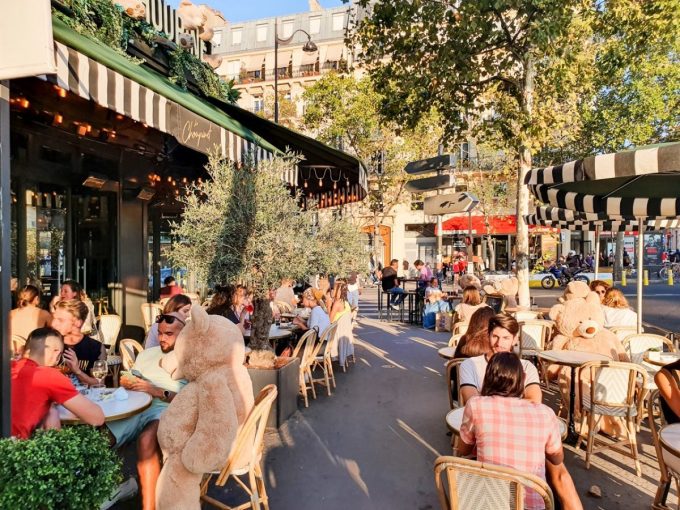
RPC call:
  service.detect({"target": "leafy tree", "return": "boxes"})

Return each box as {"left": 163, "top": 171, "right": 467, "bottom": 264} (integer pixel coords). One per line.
{"left": 302, "top": 73, "right": 442, "bottom": 263}
{"left": 170, "top": 154, "right": 314, "bottom": 356}
{"left": 257, "top": 91, "right": 300, "bottom": 130}
{"left": 308, "top": 214, "right": 368, "bottom": 278}
{"left": 350, "top": 0, "right": 677, "bottom": 305}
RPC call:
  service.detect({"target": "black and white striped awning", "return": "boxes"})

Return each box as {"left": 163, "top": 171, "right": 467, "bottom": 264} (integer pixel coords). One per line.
{"left": 525, "top": 216, "right": 680, "bottom": 232}
{"left": 39, "top": 41, "right": 277, "bottom": 170}
{"left": 529, "top": 205, "right": 679, "bottom": 223}
{"left": 525, "top": 143, "right": 680, "bottom": 217}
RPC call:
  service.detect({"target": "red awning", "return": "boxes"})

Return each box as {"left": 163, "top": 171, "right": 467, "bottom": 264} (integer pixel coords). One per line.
{"left": 438, "top": 215, "right": 517, "bottom": 235}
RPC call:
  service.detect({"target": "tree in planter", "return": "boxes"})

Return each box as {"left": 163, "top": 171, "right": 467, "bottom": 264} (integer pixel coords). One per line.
{"left": 0, "top": 427, "right": 121, "bottom": 509}
{"left": 171, "top": 154, "right": 314, "bottom": 366}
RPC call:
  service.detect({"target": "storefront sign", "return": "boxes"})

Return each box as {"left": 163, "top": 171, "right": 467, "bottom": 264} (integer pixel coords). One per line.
{"left": 142, "top": 0, "right": 202, "bottom": 58}
{"left": 167, "top": 104, "right": 221, "bottom": 155}
{"left": 0, "top": 0, "right": 56, "bottom": 80}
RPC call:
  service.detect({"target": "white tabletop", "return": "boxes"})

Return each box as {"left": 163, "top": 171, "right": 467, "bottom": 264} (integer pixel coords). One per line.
{"left": 644, "top": 352, "right": 680, "bottom": 367}
{"left": 537, "top": 350, "right": 610, "bottom": 367}
{"left": 660, "top": 423, "right": 680, "bottom": 453}
{"left": 446, "top": 407, "right": 567, "bottom": 438}
{"left": 438, "top": 346, "right": 457, "bottom": 360}
{"left": 243, "top": 324, "right": 296, "bottom": 340}
{"left": 59, "top": 390, "right": 152, "bottom": 424}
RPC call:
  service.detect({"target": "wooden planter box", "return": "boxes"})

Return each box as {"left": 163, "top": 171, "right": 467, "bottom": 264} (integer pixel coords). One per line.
{"left": 248, "top": 357, "right": 299, "bottom": 429}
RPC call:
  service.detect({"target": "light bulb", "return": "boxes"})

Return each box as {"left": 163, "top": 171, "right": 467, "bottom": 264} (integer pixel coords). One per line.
{"left": 319, "top": 178, "right": 323, "bottom": 187}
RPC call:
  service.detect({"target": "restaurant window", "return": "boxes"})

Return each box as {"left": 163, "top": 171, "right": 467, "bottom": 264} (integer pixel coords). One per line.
{"left": 282, "top": 20, "right": 294, "bottom": 38}
{"left": 332, "top": 12, "right": 345, "bottom": 32}
{"left": 309, "top": 16, "right": 321, "bottom": 34}
{"left": 231, "top": 28, "right": 242, "bottom": 45}
{"left": 256, "top": 24, "right": 268, "bottom": 42}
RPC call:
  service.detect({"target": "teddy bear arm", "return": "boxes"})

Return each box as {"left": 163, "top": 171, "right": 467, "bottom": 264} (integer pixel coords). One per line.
{"left": 158, "top": 384, "right": 199, "bottom": 454}
{"left": 181, "top": 376, "right": 239, "bottom": 474}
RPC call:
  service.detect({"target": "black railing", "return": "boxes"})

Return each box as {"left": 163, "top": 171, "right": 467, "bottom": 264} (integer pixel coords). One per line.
{"left": 232, "top": 62, "right": 348, "bottom": 85}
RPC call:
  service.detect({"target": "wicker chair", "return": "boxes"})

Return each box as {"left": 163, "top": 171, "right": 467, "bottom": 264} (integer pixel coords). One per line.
{"left": 648, "top": 390, "right": 680, "bottom": 510}
{"left": 141, "top": 303, "right": 163, "bottom": 332}
{"left": 120, "top": 339, "right": 144, "bottom": 370}
{"left": 519, "top": 319, "right": 554, "bottom": 386}
{"left": 445, "top": 358, "right": 467, "bottom": 410}
{"left": 609, "top": 325, "right": 642, "bottom": 343}
{"left": 576, "top": 360, "right": 647, "bottom": 476}
{"left": 452, "top": 322, "right": 469, "bottom": 336}
{"left": 448, "top": 334, "right": 464, "bottom": 348}
{"left": 310, "top": 322, "right": 339, "bottom": 397}
{"left": 98, "top": 314, "right": 122, "bottom": 385}
{"left": 200, "top": 384, "right": 278, "bottom": 510}
{"left": 296, "top": 329, "right": 318, "bottom": 407}
{"left": 434, "top": 456, "right": 554, "bottom": 510}
{"left": 514, "top": 310, "right": 541, "bottom": 321}
{"left": 11, "top": 335, "right": 26, "bottom": 357}
{"left": 275, "top": 301, "right": 293, "bottom": 313}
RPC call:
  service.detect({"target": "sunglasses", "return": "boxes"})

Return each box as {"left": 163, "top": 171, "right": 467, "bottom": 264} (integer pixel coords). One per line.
{"left": 156, "top": 314, "right": 185, "bottom": 326}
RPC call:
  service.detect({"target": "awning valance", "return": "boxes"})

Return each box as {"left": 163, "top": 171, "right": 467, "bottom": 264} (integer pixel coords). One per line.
{"left": 525, "top": 143, "right": 680, "bottom": 216}
{"left": 241, "top": 54, "right": 265, "bottom": 72}
{"left": 525, "top": 216, "right": 680, "bottom": 232}
{"left": 324, "top": 45, "right": 344, "bottom": 62}
{"left": 44, "top": 17, "right": 277, "bottom": 165}
{"left": 301, "top": 50, "right": 319, "bottom": 65}
{"left": 437, "top": 215, "right": 517, "bottom": 235}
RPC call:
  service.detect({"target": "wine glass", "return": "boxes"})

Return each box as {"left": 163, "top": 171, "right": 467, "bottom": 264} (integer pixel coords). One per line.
{"left": 91, "top": 360, "right": 108, "bottom": 386}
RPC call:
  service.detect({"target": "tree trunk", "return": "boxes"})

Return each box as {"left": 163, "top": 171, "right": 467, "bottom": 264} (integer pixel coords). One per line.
{"left": 249, "top": 297, "right": 273, "bottom": 352}
{"left": 516, "top": 56, "right": 536, "bottom": 308}
{"left": 487, "top": 235, "right": 496, "bottom": 271}
{"left": 615, "top": 232, "right": 624, "bottom": 282}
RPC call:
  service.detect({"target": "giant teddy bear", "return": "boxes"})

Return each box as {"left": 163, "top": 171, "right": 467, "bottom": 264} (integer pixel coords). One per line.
{"left": 156, "top": 304, "right": 254, "bottom": 510}
{"left": 547, "top": 282, "right": 629, "bottom": 436}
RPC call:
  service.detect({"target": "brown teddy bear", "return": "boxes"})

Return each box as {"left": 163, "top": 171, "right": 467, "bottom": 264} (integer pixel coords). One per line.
{"left": 547, "top": 287, "right": 629, "bottom": 437}
{"left": 156, "top": 304, "right": 254, "bottom": 510}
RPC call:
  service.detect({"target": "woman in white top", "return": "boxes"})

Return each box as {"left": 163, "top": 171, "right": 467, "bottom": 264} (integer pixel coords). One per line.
{"left": 454, "top": 286, "right": 489, "bottom": 324}
{"left": 601, "top": 287, "right": 637, "bottom": 327}
{"left": 293, "top": 288, "right": 330, "bottom": 333}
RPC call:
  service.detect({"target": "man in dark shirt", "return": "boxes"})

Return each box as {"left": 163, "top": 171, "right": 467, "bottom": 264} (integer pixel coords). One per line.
{"left": 52, "top": 299, "right": 106, "bottom": 387}
{"left": 381, "top": 259, "right": 405, "bottom": 310}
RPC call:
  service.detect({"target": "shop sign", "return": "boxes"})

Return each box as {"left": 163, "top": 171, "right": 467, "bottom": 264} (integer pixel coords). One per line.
{"left": 167, "top": 105, "right": 221, "bottom": 155}
{"left": 0, "top": 0, "right": 56, "bottom": 80}
{"left": 142, "top": 0, "right": 202, "bottom": 58}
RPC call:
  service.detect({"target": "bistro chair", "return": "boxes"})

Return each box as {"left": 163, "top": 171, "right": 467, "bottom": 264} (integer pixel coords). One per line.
{"left": 448, "top": 333, "right": 464, "bottom": 348}
{"left": 334, "top": 312, "right": 355, "bottom": 371}
{"left": 433, "top": 456, "right": 554, "bottom": 510}
{"left": 11, "top": 335, "right": 26, "bottom": 358}
{"left": 514, "top": 310, "right": 541, "bottom": 321}
{"left": 519, "top": 319, "right": 554, "bottom": 386}
{"left": 609, "top": 325, "right": 642, "bottom": 343}
{"left": 120, "top": 339, "right": 144, "bottom": 370}
{"left": 275, "top": 301, "right": 293, "bottom": 314}
{"left": 647, "top": 390, "right": 680, "bottom": 510}
{"left": 200, "top": 384, "right": 278, "bottom": 510}
{"left": 98, "top": 314, "right": 123, "bottom": 386}
{"left": 296, "top": 329, "right": 318, "bottom": 408}
{"left": 623, "top": 333, "right": 676, "bottom": 429}
{"left": 141, "top": 303, "right": 163, "bottom": 332}
{"left": 445, "top": 358, "right": 467, "bottom": 410}
{"left": 452, "top": 322, "right": 469, "bottom": 336}
{"left": 482, "top": 294, "right": 504, "bottom": 314}
{"left": 310, "top": 322, "right": 339, "bottom": 397}
{"left": 576, "top": 360, "right": 647, "bottom": 476}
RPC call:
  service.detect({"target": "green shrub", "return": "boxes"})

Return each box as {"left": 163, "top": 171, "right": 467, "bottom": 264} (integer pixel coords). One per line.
{"left": 0, "top": 427, "right": 122, "bottom": 509}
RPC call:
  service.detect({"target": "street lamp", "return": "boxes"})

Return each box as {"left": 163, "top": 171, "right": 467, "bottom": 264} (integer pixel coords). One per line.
{"left": 274, "top": 21, "right": 317, "bottom": 123}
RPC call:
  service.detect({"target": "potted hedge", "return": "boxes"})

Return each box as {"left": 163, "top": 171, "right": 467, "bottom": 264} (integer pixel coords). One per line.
{"left": 0, "top": 427, "right": 122, "bottom": 509}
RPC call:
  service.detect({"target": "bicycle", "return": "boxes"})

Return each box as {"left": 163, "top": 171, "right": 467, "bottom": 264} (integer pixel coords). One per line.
{"left": 659, "top": 262, "right": 680, "bottom": 280}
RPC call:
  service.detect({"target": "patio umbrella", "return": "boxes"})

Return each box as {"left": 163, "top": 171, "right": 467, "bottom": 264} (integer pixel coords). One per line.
{"left": 525, "top": 142, "right": 680, "bottom": 333}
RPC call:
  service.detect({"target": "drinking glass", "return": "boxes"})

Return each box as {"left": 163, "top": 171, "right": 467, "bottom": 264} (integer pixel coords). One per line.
{"left": 92, "top": 360, "right": 108, "bottom": 385}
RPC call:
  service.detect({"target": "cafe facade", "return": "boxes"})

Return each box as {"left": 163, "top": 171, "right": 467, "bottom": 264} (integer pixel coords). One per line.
{"left": 4, "top": 1, "right": 366, "bottom": 331}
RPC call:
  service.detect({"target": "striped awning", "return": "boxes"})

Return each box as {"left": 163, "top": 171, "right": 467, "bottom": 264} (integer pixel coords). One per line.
{"left": 40, "top": 41, "right": 273, "bottom": 167}
{"left": 528, "top": 205, "right": 679, "bottom": 223}
{"left": 525, "top": 143, "right": 680, "bottom": 217}
{"left": 525, "top": 216, "right": 680, "bottom": 232}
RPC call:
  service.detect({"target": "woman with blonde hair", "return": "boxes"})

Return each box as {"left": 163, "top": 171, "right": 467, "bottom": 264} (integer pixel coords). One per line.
{"left": 453, "top": 286, "right": 489, "bottom": 324}
{"left": 602, "top": 287, "right": 637, "bottom": 327}
{"left": 330, "top": 281, "right": 352, "bottom": 323}
{"left": 10, "top": 285, "right": 52, "bottom": 341}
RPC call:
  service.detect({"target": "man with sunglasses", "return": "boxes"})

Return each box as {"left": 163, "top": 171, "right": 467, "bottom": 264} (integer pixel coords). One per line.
{"left": 107, "top": 311, "right": 187, "bottom": 510}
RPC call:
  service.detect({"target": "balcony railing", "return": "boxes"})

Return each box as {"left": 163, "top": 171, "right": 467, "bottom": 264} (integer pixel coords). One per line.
{"left": 230, "top": 62, "right": 348, "bottom": 85}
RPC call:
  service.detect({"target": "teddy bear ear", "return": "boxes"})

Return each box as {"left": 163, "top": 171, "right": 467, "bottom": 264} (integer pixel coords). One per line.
{"left": 190, "top": 304, "right": 211, "bottom": 335}
{"left": 549, "top": 303, "right": 564, "bottom": 322}
{"left": 585, "top": 291, "right": 601, "bottom": 306}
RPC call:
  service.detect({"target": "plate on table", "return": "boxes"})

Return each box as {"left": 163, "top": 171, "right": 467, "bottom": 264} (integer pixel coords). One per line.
{"left": 279, "top": 323, "right": 294, "bottom": 330}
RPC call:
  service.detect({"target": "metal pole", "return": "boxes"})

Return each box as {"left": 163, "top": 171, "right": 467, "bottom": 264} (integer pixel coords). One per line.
{"left": 594, "top": 224, "right": 600, "bottom": 279}
{"left": 637, "top": 218, "right": 644, "bottom": 334}
{"left": 467, "top": 210, "right": 473, "bottom": 274}
{"left": 0, "top": 80, "right": 11, "bottom": 437}
{"left": 274, "top": 19, "right": 279, "bottom": 123}
{"left": 435, "top": 144, "right": 443, "bottom": 264}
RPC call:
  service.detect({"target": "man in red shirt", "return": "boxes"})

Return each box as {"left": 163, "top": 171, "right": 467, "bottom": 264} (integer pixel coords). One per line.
{"left": 11, "top": 327, "right": 104, "bottom": 439}
{"left": 159, "top": 276, "right": 183, "bottom": 298}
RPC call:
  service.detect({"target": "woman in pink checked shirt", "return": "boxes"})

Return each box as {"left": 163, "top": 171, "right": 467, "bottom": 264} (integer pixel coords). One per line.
{"left": 457, "top": 352, "right": 582, "bottom": 510}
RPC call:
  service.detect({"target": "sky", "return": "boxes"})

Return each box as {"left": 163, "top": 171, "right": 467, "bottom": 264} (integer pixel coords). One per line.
{"left": 166, "top": 0, "right": 346, "bottom": 23}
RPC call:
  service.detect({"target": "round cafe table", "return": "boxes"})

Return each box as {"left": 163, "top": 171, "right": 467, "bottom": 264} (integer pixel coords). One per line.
{"left": 243, "top": 324, "right": 295, "bottom": 341}
{"left": 538, "top": 350, "right": 609, "bottom": 445}
{"left": 438, "top": 346, "right": 457, "bottom": 360}
{"left": 445, "top": 407, "right": 567, "bottom": 439}
{"left": 59, "top": 390, "right": 152, "bottom": 425}
{"left": 644, "top": 351, "right": 680, "bottom": 367}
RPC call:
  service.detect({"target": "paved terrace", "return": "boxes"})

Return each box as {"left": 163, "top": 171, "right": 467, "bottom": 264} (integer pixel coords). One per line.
{"left": 118, "top": 285, "right": 672, "bottom": 509}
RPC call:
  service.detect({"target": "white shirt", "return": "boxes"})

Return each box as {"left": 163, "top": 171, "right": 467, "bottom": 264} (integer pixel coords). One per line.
{"left": 459, "top": 354, "right": 540, "bottom": 392}
{"left": 602, "top": 306, "right": 638, "bottom": 328}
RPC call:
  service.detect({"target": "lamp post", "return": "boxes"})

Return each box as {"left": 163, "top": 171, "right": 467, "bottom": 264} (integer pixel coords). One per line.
{"left": 274, "top": 20, "right": 317, "bottom": 123}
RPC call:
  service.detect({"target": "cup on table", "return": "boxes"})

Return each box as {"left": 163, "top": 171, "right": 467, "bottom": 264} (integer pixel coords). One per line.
{"left": 88, "top": 383, "right": 105, "bottom": 401}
